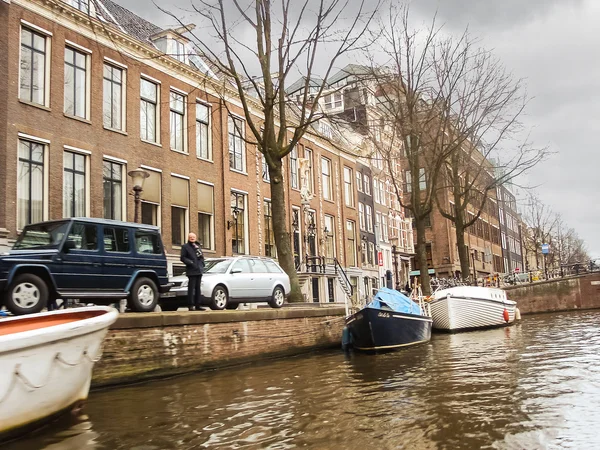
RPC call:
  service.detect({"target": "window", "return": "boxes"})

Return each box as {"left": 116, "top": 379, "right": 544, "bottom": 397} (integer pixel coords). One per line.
{"left": 501, "top": 232, "right": 507, "bottom": 249}
{"left": 170, "top": 91, "right": 185, "bottom": 151}
{"left": 290, "top": 147, "right": 299, "bottom": 189}
{"left": 135, "top": 230, "right": 162, "bottom": 254}
{"left": 304, "top": 148, "right": 314, "bottom": 193}
{"left": 419, "top": 168, "right": 426, "bottom": 191}
{"left": 324, "top": 215, "right": 335, "bottom": 259}
{"left": 196, "top": 102, "right": 211, "bottom": 160}
{"left": 231, "top": 259, "right": 252, "bottom": 273}
{"left": 20, "top": 27, "right": 47, "bottom": 106}
{"left": 63, "top": 151, "right": 87, "bottom": 217}
{"left": 358, "top": 203, "right": 365, "bottom": 230}
{"left": 368, "top": 242, "right": 375, "bottom": 265}
{"left": 64, "top": 47, "right": 88, "bottom": 118}
{"left": 171, "top": 176, "right": 189, "bottom": 246}
{"left": 197, "top": 182, "right": 214, "bottom": 250}
{"left": 265, "top": 260, "right": 283, "bottom": 273}
{"left": 173, "top": 39, "right": 186, "bottom": 62}
{"left": 366, "top": 205, "right": 373, "bottom": 233}
{"left": 324, "top": 94, "right": 332, "bottom": 109}
{"left": 66, "top": 0, "right": 90, "bottom": 13}
{"left": 361, "top": 241, "right": 367, "bottom": 265}
{"left": 17, "top": 139, "right": 45, "bottom": 229}
{"left": 140, "top": 78, "right": 158, "bottom": 143}
{"left": 229, "top": 116, "right": 246, "bottom": 172}
{"left": 346, "top": 220, "right": 357, "bottom": 267}
{"left": 140, "top": 170, "right": 161, "bottom": 226}
{"left": 343, "top": 167, "right": 354, "bottom": 207}
{"left": 373, "top": 179, "right": 380, "bottom": 204}
{"left": 103, "top": 64, "right": 124, "bottom": 130}
{"left": 264, "top": 200, "right": 276, "bottom": 257}
{"left": 103, "top": 160, "right": 123, "bottom": 221}
{"left": 405, "top": 170, "right": 412, "bottom": 193}
{"left": 67, "top": 222, "right": 97, "bottom": 250}
{"left": 321, "top": 157, "right": 332, "bottom": 200}
{"left": 103, "top": 227, "right": 130, "bottom": 253}
{"left": 231, "top": 192, "right": 246, "bottom": 254}
{"left": 375, "top": 212, "right": 381, "bottom": 240}
{"left": 334, "top": 92, "right": 342, "bottom": 108}
{"left": 356, "top": 171, "right": 363, "bottom": 192}
{"left": 380, "top": 181, "right": 386, "bottom": 207}
{"left": 262, "top": 155, "right": 270, "bottom": 182}
{"left": 363, "top": 174, "right": 371, "bottom": 195}
{"left": 382, "top": 215, "right": 389, "bottom": 242}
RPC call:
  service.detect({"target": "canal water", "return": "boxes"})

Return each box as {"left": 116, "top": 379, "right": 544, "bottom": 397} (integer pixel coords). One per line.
{"left": 6, "top": 310, "right": 600, "bottom": 449}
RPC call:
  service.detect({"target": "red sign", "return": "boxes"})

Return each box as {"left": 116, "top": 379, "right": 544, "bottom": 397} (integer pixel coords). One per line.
{"left": 378, "top": 252, "right": 384, "bottom": 266}
{"left": 515, "top": 267, "right": 520, "bottom": 272}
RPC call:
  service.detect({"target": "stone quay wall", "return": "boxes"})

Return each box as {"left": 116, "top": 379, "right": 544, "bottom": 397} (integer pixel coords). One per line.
{"left": 505, "top": 272, "right": 600, "bottom": 315}
{"left": 93, "top": 306, "right": 347, "bottom": 387}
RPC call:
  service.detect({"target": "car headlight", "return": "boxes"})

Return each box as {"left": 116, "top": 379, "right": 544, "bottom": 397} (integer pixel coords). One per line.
{"left": 181, "top": 279, "right": 188, "bottom": 287}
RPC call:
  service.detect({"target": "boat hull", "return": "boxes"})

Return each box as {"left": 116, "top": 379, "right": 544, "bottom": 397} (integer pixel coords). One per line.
{"left": 0, "top": 307, "right": 118, "bottom": 441}
{"left": 346, "top": 307, "right": 432, "bottom": 352}
{"left": 430, "top": 295, "right": 516, "bottom": 331}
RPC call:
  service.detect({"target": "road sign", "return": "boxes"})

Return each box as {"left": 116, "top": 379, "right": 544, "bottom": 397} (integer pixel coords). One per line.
{"left": 542, "top": 243, "right": 550, "bottom": 254}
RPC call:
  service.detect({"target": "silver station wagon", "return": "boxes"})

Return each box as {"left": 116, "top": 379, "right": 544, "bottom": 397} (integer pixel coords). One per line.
{"left": 162, "top": 256, "right": 291, "bottom": 311}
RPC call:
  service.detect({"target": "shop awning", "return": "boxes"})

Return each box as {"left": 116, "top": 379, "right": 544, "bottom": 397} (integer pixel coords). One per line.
{"left": 409, "top": 269, "right": 435, "bottom": 276}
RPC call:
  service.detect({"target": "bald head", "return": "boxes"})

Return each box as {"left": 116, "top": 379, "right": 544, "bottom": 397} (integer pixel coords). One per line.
{"left": 188, "top": 233, "right": 197, "bottom": 243}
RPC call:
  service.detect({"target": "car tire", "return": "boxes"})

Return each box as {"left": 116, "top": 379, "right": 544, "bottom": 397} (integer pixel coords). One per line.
{"left": 225, "top": 302, "right": 239, "bottom": 310}
{"left": 129, "top": 277, "right": 159, "bottom": 312}
{"left": 269, "top": 286, "right": 285, "bottom": 308}
{"left": 5, "top": 273, "right": 48, "bottom": 315}
{"left": 210, "top": 285, "right": 228, "bottom": 310}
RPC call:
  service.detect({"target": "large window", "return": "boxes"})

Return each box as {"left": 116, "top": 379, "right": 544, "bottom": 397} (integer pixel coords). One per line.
{"left": 356, "top": 171, "right": 362, "bottom": 192}
{"left": 196, "top": 102, "right": 211, "bottom": 160}
{"left": 103, "top": 64, "right": 123, "bottom": 130}
{"left": 171, "top": 176, "right": 189, "bottom": 246}
{"left": 66, "top": 0, "right": 90, "bottom": 13}
{"left": 102, "top": 160, "right": 123, "bottom": 220}
{"left": 346, "top": 220, "right": 357, "bottom": 267}
{"left": 304, "top": 148, "right": 314, "bottom": 193}
{"left": 366, "top": 205, "right": 373, "bottom": 233}
{"left": 140, "top": 170, "right": 161, "bottom": 226}
{"left": 170, "top": 91, "right": 185, "bottom": 152}
{"left": 140, "top": 78, "right": 158, "bottom": 143}
{"left": 264, "top": 200, "right": 276, "bottom": 257}
{"left": 358, "top": 203, "right": 365, "bottom": 230}
{"left": 321, "top": 157, "right": 332, "bottom": 201}
{"left": 290, "top": 147, "right": 299, "bottom": 189}
{"left": 63, "top": 151, "right": 87, "bottom": 217}
{"left": 197, "top": 182, "right": 214, "bottom": 250}
{"left": 229, "top": 116, "right": 245, "bottom": 172}
{"left": 363, "top": 174, "right": 371, "bottom": 195}
{"left": 17, "top": 140, "right": 45, "bottom": 229}
{"left": 20, "top": 27, "right": 47, "bottom": 106}
{"left": 64, "top": 47, "right": 87, "bottom": 118}
{"left": 419, "top": 168, "right": 427, "bottom": 191}
{"left": 343, "top": 167, "right": 354, "bottom": 207}
{"left": 231, "top": 192, "right": 246, "bottom": 254}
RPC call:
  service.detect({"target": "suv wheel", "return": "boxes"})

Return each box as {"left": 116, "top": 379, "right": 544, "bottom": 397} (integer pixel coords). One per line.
{"left": 129, "top": 277, "right": 158, "bottom": 312}
{"left": 6, "top": 274, "right": 48, "bottom": 315}
{"left": 269, "top": 286, "right": 285, "bottom": 308}
{"left": 210, "top": 285, "right": 228, "bottom": 310}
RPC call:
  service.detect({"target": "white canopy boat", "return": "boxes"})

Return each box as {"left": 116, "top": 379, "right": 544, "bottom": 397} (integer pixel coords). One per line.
{"left": 429, "top": 286, "right": 517, "bottom": 332}
{"left": 0, "top": 306, "right": 118, "bottom": 442}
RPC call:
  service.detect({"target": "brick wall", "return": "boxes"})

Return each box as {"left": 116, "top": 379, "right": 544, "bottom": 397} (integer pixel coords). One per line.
{"left": 93, "top": 307, "right": 346, "bottom": 387}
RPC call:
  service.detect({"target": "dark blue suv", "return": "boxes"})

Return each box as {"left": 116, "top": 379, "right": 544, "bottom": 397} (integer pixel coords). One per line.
{"left": 0, "top": 218, "right": 171, "bottom": 315}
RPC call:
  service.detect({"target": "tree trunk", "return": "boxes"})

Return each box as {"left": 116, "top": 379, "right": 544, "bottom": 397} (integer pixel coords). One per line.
{"left": 268, "top": 157, "right": 302, "bottom": 302}
{"left": 455, "top": 222, "right": 471, "bottom": 282}
{"left": 414, "top": 217, "right": 431, "bottom": 296}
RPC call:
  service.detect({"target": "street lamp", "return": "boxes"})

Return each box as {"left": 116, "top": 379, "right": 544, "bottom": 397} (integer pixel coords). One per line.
{"left": 128, "top": 168, "right": 149, "bottom": 223}
{"left": 227, "top": 206, "right": 240, "bottom": 230}
{"left": 391, "top": 242, "right": 400, "bottom": 290}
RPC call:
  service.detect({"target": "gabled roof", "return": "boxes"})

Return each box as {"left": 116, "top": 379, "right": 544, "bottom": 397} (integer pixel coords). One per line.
{"left": 99, "top": 0, "right": 163, "bottom": 44}
{"left": 286, "top": 76, "right": 324, "bottom": 95}
{"left": 328, "top": 64, "right": 371, "bottom": 86}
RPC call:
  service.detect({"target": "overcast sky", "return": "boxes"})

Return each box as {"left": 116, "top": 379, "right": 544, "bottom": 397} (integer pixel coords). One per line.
{"left": 118, "top": 0, "right": 600, "bottom": 258}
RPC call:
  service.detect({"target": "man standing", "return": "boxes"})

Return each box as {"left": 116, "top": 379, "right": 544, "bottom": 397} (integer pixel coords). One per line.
{"left": 180, "top": 233, "right": 205, "bottom": 311}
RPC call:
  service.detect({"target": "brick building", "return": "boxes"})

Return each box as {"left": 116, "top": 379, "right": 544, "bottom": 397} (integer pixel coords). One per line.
{"left": 0, "top": 0, "right": 367, "bottom": 304}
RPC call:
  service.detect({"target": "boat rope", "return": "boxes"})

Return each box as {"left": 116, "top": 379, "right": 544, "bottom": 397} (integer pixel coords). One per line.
{"left": 1, "top": 347, "right": 102, "bottom": 396}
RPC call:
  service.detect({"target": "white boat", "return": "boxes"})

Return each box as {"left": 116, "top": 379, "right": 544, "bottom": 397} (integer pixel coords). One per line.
{"left": 0, "top": 306, "right": 118, "bottom": 442}
{"left": 429, "top": 286, "right": 516, "bottom": 331}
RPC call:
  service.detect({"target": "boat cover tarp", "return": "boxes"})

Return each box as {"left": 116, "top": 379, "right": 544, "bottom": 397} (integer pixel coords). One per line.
{"left": 366, "top": 287, "right": 423, "bottom": 315}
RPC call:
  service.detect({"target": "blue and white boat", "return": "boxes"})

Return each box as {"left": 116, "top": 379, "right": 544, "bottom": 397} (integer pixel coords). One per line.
{"left": 344, "top": 288, "right": 432, "bottom": 352}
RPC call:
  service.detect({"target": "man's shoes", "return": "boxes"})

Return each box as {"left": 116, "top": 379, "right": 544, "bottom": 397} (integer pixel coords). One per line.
{"left": 188, "top": 306, "right": 195, "bottom": 311}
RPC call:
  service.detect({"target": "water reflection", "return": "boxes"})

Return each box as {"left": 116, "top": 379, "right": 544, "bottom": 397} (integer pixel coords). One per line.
{"left": 6, "top": 311, "right": 600, "bottom": 449}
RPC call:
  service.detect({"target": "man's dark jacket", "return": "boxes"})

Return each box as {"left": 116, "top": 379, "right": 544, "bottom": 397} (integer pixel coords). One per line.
{"left": 180, "top": 242, "right": 205, "bottom": 276}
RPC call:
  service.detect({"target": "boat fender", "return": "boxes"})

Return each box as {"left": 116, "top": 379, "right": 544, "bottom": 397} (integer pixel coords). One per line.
{"left": 515, "top": 308, "right": 521, "bottom": 321}
{"left": 503, "top": 308, "right": 510, "bottom": 323}
{"left": 341, "top": 326, "right": 353, "bottom": 351}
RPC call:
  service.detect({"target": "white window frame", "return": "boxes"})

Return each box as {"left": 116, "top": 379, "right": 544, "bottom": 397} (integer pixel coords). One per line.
{"left": 228, "top": 115, "right": 246, "bottom": 173}
{"left": 103, "top": 62, "right": 126, "bottom": 132}
{"left": 140, "top": 77, "right": 160, "bottom": 144}
{"left": 64, "top": 44, "right": 91, "bottom": 120}
{"left": 169, "top": 90, "right": 187, "bottom": 153}
{"left": 19, "top": 23, "right": 51, "bottom": 108}
{"left": 195, "top": 101, "right": 212, "bottom": 161}
{"left": 17, "top": 137, "right": 49, "bottom": 230}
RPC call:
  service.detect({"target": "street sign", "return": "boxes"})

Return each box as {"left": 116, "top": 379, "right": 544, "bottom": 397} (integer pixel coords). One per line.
{"left": 541, "top": 243, "right": 550, "bottom": 254}
{"left": 378, "top": 251, "right": 384, "bottom": 266}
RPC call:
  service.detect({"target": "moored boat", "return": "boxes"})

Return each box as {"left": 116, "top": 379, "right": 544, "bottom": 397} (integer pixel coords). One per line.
{"left": 430, "top": 286, "right": 516, "bottom": 332}
{"left": 345, "top": 288, "right": 432, "bottom": 352}
{"left": 0, "top": 306, "right": 118, "bottom": 442}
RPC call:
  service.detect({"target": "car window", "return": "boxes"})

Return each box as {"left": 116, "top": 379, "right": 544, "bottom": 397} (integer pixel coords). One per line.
{"left": 264, "top": 260, "right": 283, "bottom": 273}
{"left": 231, "top": 259, "right": 252, "bottom": 273}
{"left": 205, "top": 259, "right": 232, "bottom": 274}
{"left": 104, "top": 227, "right": 130, "bottom": 253}
{"left": 13, "top": 221, "right": 70, "bottom": 250}
{"left": 251, "top": 259, "right": 269, "bottom": 273}
{"left": 67, "top": 223, "right": 98, "bottom": 250}
{"left": 135, "top": 231, "right": 161, "bottom": 254}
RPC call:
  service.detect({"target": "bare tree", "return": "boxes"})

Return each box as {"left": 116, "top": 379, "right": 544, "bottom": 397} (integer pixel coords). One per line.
{"left": 521, "top": 192, "right": 559, "bottom": 272}
{"left": 551, "top": 217, "right": 589, "bottom": 273}
{"left": 159, "top": 0, "right": 377, "bottom": 301}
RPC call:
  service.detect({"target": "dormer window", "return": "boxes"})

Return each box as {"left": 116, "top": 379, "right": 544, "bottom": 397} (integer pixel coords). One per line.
{"left": 173, "top": 39, "right": 186, "bottom": 63}
{"left": 66, "top": 0, "right": 90, "bottom": 14}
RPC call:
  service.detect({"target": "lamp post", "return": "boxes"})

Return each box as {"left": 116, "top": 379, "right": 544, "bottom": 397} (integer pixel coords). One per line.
{"left": 128, "top": 168, "right": 149, "bottom": 223}
{"left": 391, "top": 243, "right": 400, "bottom": 290}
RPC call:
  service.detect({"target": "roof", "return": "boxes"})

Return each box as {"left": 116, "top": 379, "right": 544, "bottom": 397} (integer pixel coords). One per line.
{"left": 328, "top": 64, "right": 371, "bottom": 86}
{"left": 286, "top": 76, "right": 324, "bottom": 95}
{"left": 99, "top": 0, "right": 163, "bottom": 44}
